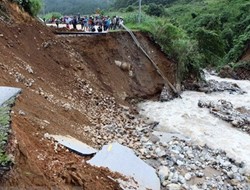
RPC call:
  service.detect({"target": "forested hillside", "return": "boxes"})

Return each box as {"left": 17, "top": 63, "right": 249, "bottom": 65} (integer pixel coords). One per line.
{"left": 113, "top": 0, "right": 174, "bottom": 8}
{"left": 42, "top": 0, "right": 112, "bottom": 15}
{"left": 111, "top": 0, "right": 250, "bottom": 79}
{"left": 40, "top": 0, "right": 250, "bottom": 79}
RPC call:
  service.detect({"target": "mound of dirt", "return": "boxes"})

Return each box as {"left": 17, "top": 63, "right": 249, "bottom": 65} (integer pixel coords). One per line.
{"left": 0, "top": 1, "right": 177, "bottom": 188}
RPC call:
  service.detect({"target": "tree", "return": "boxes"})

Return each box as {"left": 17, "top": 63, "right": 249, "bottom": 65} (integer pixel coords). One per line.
{"left": 11, "top": 0, "right": 42, "bottom": 16}
{"left": 196, "top": 28, "right": 225, "bottom": 65}
{"left": 145, "top": 3, "right": 164, "bottom": 17}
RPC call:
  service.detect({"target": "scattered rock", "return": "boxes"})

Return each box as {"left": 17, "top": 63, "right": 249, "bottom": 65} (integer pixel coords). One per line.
{"left": 184, "top": 173, "right": 192, "bottom": 181}
{"left": 186, "top": 78, "right": 246, "bottom": 94}
{"left": 18, "top": 110, "right": 25, "bottom": 115}
{"left": 62, "top": 103, "right": 72, "bottom": 111}
{"left": 158, "top": 166, "right": 169, "bottom": 182}
{"left": 198, "top": 79, "right": 245, "bottom": 94}
{"left": 160, "top": 85, "right": 175, "bottom": 102}
{"left": 25, "top": 65, "right": 33, "bottom": 74}
{"left": 167, "top": 183, "right": 181, "bottom": 190}
{"left": 114, "top": 60, "right": 131, "bottom": 71}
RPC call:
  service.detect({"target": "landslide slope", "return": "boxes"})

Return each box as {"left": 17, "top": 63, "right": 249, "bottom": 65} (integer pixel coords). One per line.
{"left": 0, "top": 1, "right": 176, "bottom": 188}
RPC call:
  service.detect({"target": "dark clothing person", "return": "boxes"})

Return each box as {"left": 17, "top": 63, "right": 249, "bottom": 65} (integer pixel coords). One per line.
{"left": 97, "top": 26, "right": 102, "bottom": 32}
{"left": 55, "top": 19, "right": 59, "bottom": 28}
{"left": 72, "top": 17, "right": 77, "bottom": 29}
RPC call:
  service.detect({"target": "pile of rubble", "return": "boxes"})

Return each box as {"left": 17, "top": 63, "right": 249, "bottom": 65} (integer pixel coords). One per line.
{"left": 198, "top": 99, "right": 250, "bottom": 134}
{"left": 198, "top": 80, "right": 246, "bottom": 94}
{"left": 78, "top": 103, "right": 250, "bottom": 189}
{"left": 34, "top": 74, "right": 250, "bottom": 189}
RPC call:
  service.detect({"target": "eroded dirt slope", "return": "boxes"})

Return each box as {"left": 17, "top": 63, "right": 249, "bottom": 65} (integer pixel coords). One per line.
{"left": 0, "top": 1, "right": 176, "bottom": 188}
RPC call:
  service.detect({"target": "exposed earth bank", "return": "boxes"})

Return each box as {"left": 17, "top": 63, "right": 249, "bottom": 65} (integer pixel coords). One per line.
{"left": 0, "top": 1, "right": 176, "bottom": 189}
{"left": 219, "top": 41, "right": 250, "bottom": 80}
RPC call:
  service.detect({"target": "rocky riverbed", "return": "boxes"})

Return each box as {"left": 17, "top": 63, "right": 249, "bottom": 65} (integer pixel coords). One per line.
{"left": 82, "top": 110, "right": 250, "bottom": 189}
{"left": 138, "top": 72, "right": 250, "bottom": 189}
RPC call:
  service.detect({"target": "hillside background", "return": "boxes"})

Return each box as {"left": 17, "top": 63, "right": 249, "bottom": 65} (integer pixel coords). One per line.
{"left": 41, "top": 0, "right": 250, "bottom": 79}
{"left": 42, "top": 0, "right": 113, "bottom": 15}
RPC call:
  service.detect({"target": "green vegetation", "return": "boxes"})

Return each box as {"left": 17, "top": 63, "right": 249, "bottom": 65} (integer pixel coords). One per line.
{"left": 41, "top": 0, "right": 111, "bottom": 15}
{"left": 43, "top": 12, "right": 62, "bottom": 20}
{"left": 0, "top": 98, "right": 15, "bottom": 168}
{"left": 232, "top": 60, "right": 250, "bottom": 70}
{"left": 11, "top": 0, "right": 42, "bottom": 16}
{"left": 108, "top": 0, "right": 250, "bottom": 80}
{"left": 145, "top": 3, "right": 164, "bottom": 17}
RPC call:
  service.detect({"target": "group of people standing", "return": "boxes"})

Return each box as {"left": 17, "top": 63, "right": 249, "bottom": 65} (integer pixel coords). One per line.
{"left": 83, "top": 15, "right": 124, "bottom": 32}
{"left": 55, "top": 15, "right": 124, "bottom": 32}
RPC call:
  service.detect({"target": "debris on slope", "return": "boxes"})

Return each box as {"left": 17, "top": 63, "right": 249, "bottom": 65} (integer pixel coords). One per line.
{"left": 153, "top": 137, "right": 249, "bottom": 189}
{"left": 45, "top": 134, "right": 98, "bottom": 155}
{"left": 184, "top": 75, "right": 246, "bottom": 94}
{"left": 160, "top": 85, "right": 176, "bottom": 102}
{"left": 198, "top": 80, "right": 246, "bottom": 94}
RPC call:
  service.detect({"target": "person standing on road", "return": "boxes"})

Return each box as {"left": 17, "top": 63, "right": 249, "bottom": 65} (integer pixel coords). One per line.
{"left": 83, "top": 16, "right": 89, "bottom": 31}
{"left": 81, "top": 18, "right": 84, "bottom": 30}
{"left": 72, "top": 16, "right": 77, "bottom": 30}
{"left": 55, "top": 19, "right": 59, "bottom": 28}
{"left": 112, "top": 16, "right": 117, "bottom": 30}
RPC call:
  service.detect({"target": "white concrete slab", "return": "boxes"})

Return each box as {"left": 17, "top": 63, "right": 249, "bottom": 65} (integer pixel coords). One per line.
{"left": 88, "top": 142, "right": 160, "bottom": 190}
{"left": 46, "top": 134, "right": 97, "bottom": 155}
{"left": 0, "top": 86, "right": 21, "bottom": 106}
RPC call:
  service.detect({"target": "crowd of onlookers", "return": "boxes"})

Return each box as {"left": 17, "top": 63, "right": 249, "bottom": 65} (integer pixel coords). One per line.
{"left": 47, "top": 15, "right": 124, "bottom": 32}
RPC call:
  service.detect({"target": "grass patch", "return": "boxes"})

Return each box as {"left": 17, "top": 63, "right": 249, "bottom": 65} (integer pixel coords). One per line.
{"left": 232, "top": 60, "right": 250, "bottom": 70}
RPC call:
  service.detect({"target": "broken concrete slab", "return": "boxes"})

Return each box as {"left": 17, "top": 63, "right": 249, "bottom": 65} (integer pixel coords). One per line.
{"left": 0, "top": 86, "right": 22, "bottom": 106}
{"left": 45, "top": 134, "right": 98, "bottom": 155}
{"left": 87, "top": 142, "right": 160, "bottom": 190}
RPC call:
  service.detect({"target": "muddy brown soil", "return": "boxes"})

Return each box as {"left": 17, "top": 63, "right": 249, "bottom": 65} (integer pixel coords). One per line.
{"left": 0, "top": 1, "right": 176, "bottom": 189}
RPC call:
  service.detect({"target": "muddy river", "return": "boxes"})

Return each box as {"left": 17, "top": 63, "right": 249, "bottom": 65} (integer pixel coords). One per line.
{"left": 138, "top": 72, "right": 250, "bottom": 174}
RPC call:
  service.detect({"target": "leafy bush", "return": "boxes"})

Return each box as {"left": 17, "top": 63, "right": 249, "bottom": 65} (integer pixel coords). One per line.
{"left": 224, "top": 32, "right": 250, "bottom": 64}
{"left": 150, "top": 20, "right": 202, "bottom": 79}
{"left": 126, "top": 5, "right": 134, "bottom": 12}
{"left": 0, "top": 153, "right": 10, "bottom": 166}
{"left": 43, "top": 12, "right": 62, "bottom": 21}
{"left": 195, "top": 28, "right": 225, "bottom": 66}
{"left": 221, "top": 28, "right": 234, "bottom": 51}
{"left": 194, "top": 14, "right": 221, "bottom": 31}
{"left": 232, "top": 60, "right": 250, "bottom": 70}
{"left": 11, "top": 0, "right": 42, "bottom": 16}
{"left": 145, "top": 3, "right": 164, "bottom": 17}
{"left": 234, "top": 15, "right": 250, "bottom": 36}
{"left": 0, "top": 104, "right": 12, "bottom": 167}
{"left": 150, "top": 20, "right": 185, "bottom": 57}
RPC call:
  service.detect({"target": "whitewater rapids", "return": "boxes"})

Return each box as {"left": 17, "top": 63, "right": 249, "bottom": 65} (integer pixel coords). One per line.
{"left": 138, "top": 73, "right": 250, "bottom": 174}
